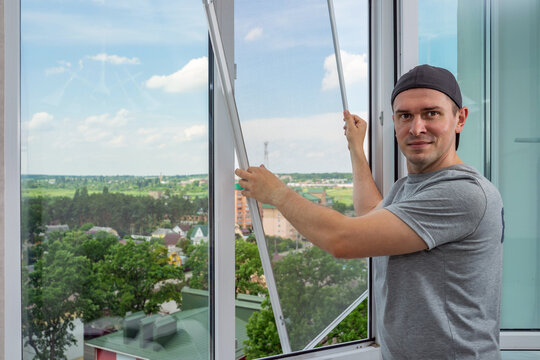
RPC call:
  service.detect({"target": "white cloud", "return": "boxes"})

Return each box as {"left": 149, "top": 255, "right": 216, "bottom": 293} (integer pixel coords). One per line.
{"left": 84, "top": 109, "right": 131, "bottom": 127}
{"left": 241, "top": 111, "right": 369, "bottom": 173}
{"left": 322, "top": 51, "right": 368, "bottom": 91}
{"left": 108, "top": 135, "right": 125, "bottom": 147}
{"left": 45, "top": 66, "right": 67, "bottom": 76}
{"left": 88, "top": 53, "right": 141, "bottom": 65}
{"left": 143, "top": 133, "right": 162, "bottom": 145}
{"left": 45, "top": 60, "right": 72, "bottom": 76}
{"left": 145, "top": 57, "right": 207, "bottom": 93}
{"left": 28, "top": 112, "right": 54, "bottom": 130}
{"left": 244, "top": 27, "right": 263, "bottom": 42}
{"left": 184, "top": 124, "right": 207, "bottom": 141}
{"left": 77, "top": 109, "right": 131, "bottom": 143}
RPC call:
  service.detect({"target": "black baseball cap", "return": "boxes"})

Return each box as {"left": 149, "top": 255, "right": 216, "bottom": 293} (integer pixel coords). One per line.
{"left": 391, "top": 64, "right": 463, "bottom": 149}
{"left": 391, "top": 64, "right": 462, "bottom": 109}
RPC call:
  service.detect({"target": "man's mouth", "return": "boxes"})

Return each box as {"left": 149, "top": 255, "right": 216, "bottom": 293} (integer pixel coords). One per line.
{"left": 407, "top": 141, "right": 432, "bottom": 149}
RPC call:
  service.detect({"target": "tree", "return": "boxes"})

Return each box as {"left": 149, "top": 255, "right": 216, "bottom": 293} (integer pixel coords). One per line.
{"left": 95, "top": 240, "right": 184, "bottom": 316}
{"left": 185, "top": 242, "right": 209, "bottom": 290}
{"left": 185, "top": 237, "right": 266, "bottom": 296}
{"left": 235, "top": 238, "right": 265, "bottom": 296}
{"left": 244, "top": 246, "right": 368, "bottom": 354}
{"left": 23, "top": 240, "right": 91, "bottom": 360}
{"left": 244, "top": 298, "right": 281, "bottom": 359}
{"left": 320, "top": 298, "right": 368, "bottom": 345}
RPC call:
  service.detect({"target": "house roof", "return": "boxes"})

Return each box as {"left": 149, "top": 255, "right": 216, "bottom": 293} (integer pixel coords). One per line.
{"left": 86, "top": 288, "right": 262, "bottom": 360}
{"left": 300, "top": 193, "right": 320, "bottom": 203}
{"left": 174, "top": 224, "right": 190, "bottom": 233}
{"left": 191, "top": 225, "right": 208, "bottom": 237}
{"left": 152, "top": 228, "right": 174, "bottom": 236}
{"left": 262, "top": 203, "right": 276, "bottom": 209}
{"left": 163, "top": 233, "right": 182, "bottom": 246}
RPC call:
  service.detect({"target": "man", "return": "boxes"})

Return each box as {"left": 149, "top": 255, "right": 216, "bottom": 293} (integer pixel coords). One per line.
{"left": 235, "top": 64, "right": 504, "bottom": 359}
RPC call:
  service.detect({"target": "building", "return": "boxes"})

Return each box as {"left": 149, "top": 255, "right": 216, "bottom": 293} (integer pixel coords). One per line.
{"left": 151, "top": 228, "right": 174, "bottom": 239}
{"left": 86, "top": 287, "right": 263, "bottom": 360}
{"left": 172, "top": 224, "right": 190, "bottom": 237}
{"left": 163, "top": 233, "right": 182, "bottom": 249}
{"left": 190, "top": 225, "right": 208, "bottom": 245}
{"left": 234, "top": 183, "right": 252, "bottom": 229}
{"left": 262, "top": 188, "right": 333, "bottom": 240}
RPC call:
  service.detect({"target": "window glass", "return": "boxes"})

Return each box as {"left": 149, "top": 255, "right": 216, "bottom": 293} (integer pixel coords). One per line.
{"left": 234, "top": 0, "right": 369, "bottom": 356}
{"left": 20, "top": 1, "right": 215, "bottom": 359}
{"left": 418, "top": 0, "right": 486, "bottom": 174}
{"left": 418, "top": 0, "right": 540, "bottom": 330}
{"left": 491, "top": 0, "right": 540, "bottom": 329}
{"left": 501, "top": 352, "right": 540, "bottom": 360}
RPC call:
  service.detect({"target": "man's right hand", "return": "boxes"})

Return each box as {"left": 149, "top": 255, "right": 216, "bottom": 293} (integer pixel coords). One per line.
{"left": 343, "top": 110, "right": 367, "bottom": 154}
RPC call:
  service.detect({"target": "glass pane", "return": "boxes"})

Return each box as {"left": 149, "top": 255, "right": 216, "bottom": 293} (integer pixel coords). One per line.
{"left": 419, "top": 0, "right": 540, "bottom": 331}
{"left": 501, "top": 352, "right": 540, "bottom": 360}
{"left": 235, "top": 0, "right": 369, "bottom": 355}
{"left": 418, "top": 0, "right": 487, "bottom": 174}
{"left": 20, "top": 1, "right": 215, "bottom": 359}
{"left": 492, "top": 0, "right": 540, "bottom": 329}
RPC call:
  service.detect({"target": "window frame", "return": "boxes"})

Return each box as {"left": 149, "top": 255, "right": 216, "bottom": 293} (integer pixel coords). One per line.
{"left": 3, "top": 0, "right": 23, "bottom": 358}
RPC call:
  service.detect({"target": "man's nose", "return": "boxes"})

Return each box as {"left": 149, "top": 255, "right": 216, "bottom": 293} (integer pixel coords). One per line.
{"left": 409, "top": 116, "right": 426, "bottom": 136}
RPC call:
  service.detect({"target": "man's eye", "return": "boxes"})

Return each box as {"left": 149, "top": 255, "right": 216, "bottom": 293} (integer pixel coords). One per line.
{"left": 427, "top": 111, "right": 439, "bottom": 117}
{"left": 400, "top": 114, "right": 411, "bottom": 120}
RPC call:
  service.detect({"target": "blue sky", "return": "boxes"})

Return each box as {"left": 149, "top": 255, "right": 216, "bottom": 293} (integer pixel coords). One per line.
{"left": 21, "top": 0, "right": 454, "bottom": 176}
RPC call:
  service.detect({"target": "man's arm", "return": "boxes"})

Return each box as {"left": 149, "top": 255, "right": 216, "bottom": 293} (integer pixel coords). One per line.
{"left": 343, "top": 111, "right": 383, "bottom": 215}
{"left": 235, "top": 166, "right": 427, "bottom": 258}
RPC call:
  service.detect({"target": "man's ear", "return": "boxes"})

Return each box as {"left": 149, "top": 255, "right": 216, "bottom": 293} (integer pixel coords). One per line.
{"left": 456, "top": 106, "right": 468, "bottom": 134}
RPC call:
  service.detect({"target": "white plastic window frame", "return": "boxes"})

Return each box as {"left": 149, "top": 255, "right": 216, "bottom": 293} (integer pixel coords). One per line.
{"left": 1, "top": 1, "right": 235, "bottom": 358}
{"left": 1, "top": 0, "right": 404, "bottom": 358}
{"left": 211, "top": 0, "right": 398, "bottom": 358}
{"left": 396, "top": 0, "right": 540, "bottom": 352}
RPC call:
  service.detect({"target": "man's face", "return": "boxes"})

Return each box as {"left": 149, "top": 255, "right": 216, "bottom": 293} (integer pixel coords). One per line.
{"left": 392, "top": 88, "right": 466, "bottom": 174}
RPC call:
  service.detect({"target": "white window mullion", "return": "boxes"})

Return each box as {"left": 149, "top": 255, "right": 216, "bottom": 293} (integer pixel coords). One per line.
{"left": 3, "top": 0, "right": 23, "bottom": 358}
{"left": 212, "top": 0, "right": 236, "bottom": 359}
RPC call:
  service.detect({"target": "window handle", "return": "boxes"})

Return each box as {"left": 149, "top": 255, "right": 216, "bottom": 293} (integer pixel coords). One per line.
{"left": 514, "top": 137, "right": 540, "bottom": 143}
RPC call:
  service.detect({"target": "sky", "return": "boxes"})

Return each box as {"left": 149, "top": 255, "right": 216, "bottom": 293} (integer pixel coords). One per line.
{"left": 21, "top": 0, "right": 455, "bottom": 176}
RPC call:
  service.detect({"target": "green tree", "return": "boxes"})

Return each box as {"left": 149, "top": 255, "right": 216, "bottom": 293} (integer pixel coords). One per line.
{"left": 186, "top": 238, "right": 266, "bottom": 296}
{"left": 332, "top": 201, "right": 348, "bottom": 214}
{"left": 321, "top": 298, "right": 368, "bottom": 345}
{"left": 244, "top": 246, "right": 368, "bottom": 354}
{"left": 23, "top": 240, "right": 91, "bottom": 360}
{"left": 235, "top": 238, "right": 265, "bottom": 296}
{"left": 185, "top": 242, "right": 209, "bottom": 290}
{"left": 95, "top": 240, "right": 184, "bottom": 315}
{"left": 244, "top": 298, "right": 281, "bottom": 359}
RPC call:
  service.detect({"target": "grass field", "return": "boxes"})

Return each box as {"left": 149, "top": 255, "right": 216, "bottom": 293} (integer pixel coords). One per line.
{"left": 325, "top": 187, "right": 353, "bottom": 206}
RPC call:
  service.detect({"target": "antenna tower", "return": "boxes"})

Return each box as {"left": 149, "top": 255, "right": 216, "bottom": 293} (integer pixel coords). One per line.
{"left": 264, "top": 141, "right": 269, "bottom": 168}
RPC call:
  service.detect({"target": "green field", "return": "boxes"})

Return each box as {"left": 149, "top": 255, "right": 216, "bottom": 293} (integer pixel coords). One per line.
{"left": 325, "top": 187, "right": 353, "bottom": 206}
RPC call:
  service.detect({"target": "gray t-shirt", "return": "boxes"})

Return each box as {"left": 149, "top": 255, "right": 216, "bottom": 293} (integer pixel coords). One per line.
{"left": 374, "top": 164, "right": 504, "bottom": 360}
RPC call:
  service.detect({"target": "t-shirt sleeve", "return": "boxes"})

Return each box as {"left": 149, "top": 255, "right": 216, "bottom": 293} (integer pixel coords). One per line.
{"left": 384, "top": 178, "right": 487, "bottom": 250}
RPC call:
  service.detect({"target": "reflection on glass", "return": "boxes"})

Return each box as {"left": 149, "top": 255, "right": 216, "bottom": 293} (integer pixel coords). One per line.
{"left": 419, "top": 0, "right": 540, "bottom": 331}
{"left": 235, "top": 0, "right": 369, "bottom": 355}
{"left": 418, "top": 0, "right": 487, "bottom": 174}
{"left": 20, "top": 1, "right": 216, "bottom": 359}
{"left": 501, "top": 352, "right": 540, "bottom": 360}
{"left": 492, "top": 0, "right": 540, "bottom": 330}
